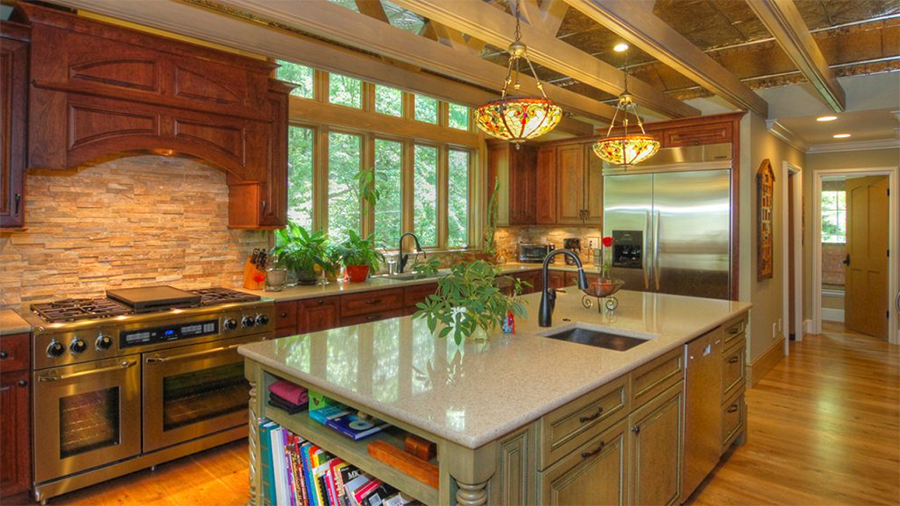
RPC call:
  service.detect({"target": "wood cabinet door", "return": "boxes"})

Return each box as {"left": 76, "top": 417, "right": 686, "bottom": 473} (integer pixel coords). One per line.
{"left": 298, "top": 296, "right": 342, "bottom": 333}
{"left": 663, "top": 122, "right": 732, "bottom": 148}
{"left": 258, "top": 82, "right": 290, "bottom": 227}
{"left": 540, "top": 420, "right": 628, "bottom": 506}
{"left": 556, "top": 144, "right": 586, "bottom": 225}
{"left": 585, "top": 145, "right": 603, "bottom": 226}
{"left": 0, "top": 29, "right": 28, "bottom": 229}
{"left": 488, "top": 144, "right": 510, "bottom": 226}
{"left": 0, "top": 370, "right": 30, "bottom": 497}
{"left": 537, "top": 147, "right": 557, "bottom": 224}
{"left": 629, "top": 383, "right": 683, "bottom": 506}
{"left": 547, "top": 271, "right": 566, "bottom": 290}
{"left": 509, "top": 145, "right": 537, "bottom": 225}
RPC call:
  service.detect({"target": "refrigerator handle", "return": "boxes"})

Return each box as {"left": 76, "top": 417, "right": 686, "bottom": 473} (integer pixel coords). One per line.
{"left": 644, "top": 210, "right": 651, "bottom": 290}
{"left": 654, "top": 210, "right": 661, "bottom": 291}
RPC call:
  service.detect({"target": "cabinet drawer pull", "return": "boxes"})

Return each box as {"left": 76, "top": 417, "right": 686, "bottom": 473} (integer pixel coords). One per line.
{"left": 280, "top": 312, "right": 288, "bottom": 318}
{"left": 580, "top": 441, "right": 606, "bottom": 459}
{"left": 0, "top": 351, "right": 7, "bottom": 359}
{"left": 579, "top": 407, "right": 604, "bottom": 423}
{"left": 727, "top": 404, "right": 739, "bottom": 413}
{"left": 728, "top": 326, "right": 741, "bottom": 335}
{"left": 17, "top": 379, "right": 27, "bottom": 387}
{"left": 14, "top": 193, "right": 20, "bottom": 216}
{"left": 317, "top": 299, "right": 325, "bottom": 305}
{"left": 365, "top": 299, "right": 381, "bottom": 305}
{"left": 366, "top": 315, "right": 379, "bottom": 321}
{"left": 728, "top": 355, "right": 740, "bottom": 364}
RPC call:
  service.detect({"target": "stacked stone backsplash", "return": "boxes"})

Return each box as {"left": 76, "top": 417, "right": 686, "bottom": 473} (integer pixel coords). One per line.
{"left": 0, "top": 156, "right": 268, "bottom": 308}
{"left": 494, "top": 225, "right": 603, "bottom": 264}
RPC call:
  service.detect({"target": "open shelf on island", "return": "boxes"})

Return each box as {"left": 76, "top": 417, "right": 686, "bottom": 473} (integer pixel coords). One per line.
{"left": 265, "top": 402, "right": 440, "bottom": 506}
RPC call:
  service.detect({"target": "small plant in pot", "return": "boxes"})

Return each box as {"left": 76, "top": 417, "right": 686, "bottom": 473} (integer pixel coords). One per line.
{"left": 413, "top": 260, "right": 528, "bottom": 345}
{"left": 335, "top": 230, "right": 385, "bottom": 283}
{"left": 271, "top": 223, "right": 333, "bottom": 285}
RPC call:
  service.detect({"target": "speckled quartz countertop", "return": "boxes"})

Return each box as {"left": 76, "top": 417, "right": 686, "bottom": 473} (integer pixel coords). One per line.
{"left": 239, "top": 289, "right": 751, "bottom": 449}
{"left": 235, "top": 262, "right": 589, "bottom": 302}
{"left": 0, "top": 309, "right": 31, "bottom": 336}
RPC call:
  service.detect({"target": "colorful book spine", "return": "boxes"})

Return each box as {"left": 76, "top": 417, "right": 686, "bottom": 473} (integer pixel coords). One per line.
{"left": 301, "top": 444, "right": 319, "bottom": 506}
{"left": 271, "top": 428, "right": 287, "bottom": 506}
{"left": 282, "top": 429, "right": 297, "bottom": 506}
{"left": 259, "top": 421, "right": 276, "bottom": 506}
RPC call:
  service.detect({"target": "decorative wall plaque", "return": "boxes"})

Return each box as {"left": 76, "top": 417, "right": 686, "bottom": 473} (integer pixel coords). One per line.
{"left": 757, "top": 159, "right": 775, "bottom": 280}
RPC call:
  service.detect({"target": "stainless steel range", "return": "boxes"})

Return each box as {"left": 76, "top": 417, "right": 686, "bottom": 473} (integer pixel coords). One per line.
{"left": 23, "top": 286, "right": 274, "bottom": 504}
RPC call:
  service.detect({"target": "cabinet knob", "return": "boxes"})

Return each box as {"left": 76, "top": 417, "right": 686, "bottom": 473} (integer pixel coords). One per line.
{"left": 280, "top": 312, "right": 288, "bottom": 318}
{"left": 727, "top": 404, "right": 739, "bottom": 413}
{"left": 632, "top": 426, "right": 641, "bottom": 434}
{"left": 17, "top": 379, "right": 27, "bottom": 387}
{"left": 0, "top": 351, "right": 7, "bottom": 359}
{"left": 317, "top": 299, "right": 324, "bottom": 305}
{"left": 728, "top": 355, "right": 740, "bottom": 364}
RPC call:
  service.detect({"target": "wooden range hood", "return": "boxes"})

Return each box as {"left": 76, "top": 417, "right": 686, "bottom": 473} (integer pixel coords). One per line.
{"left": 14, "top": 3, "right": 293, "bottom": 229}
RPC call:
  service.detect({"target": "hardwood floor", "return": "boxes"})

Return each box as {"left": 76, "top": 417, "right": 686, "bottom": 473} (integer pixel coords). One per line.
{"left": 25, "top": 322, "right": 899, "bottom": 506}
{"left": 690, "top": 322, "right": 900, "bottom": 506}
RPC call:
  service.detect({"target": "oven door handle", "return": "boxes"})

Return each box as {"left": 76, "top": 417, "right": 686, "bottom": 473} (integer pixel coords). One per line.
{"left": 38, "top": 359, "right": 137, "bottom": 382}
{"left": 145, "top": 343, "right": 242, "bottom": 364}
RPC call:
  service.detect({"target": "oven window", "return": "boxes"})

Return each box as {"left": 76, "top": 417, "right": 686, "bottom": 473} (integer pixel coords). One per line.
{"left": 59, "top": 387, "right": 121, "bottom": 459}
{"left": 162, "top": 362, "right": 247, "bottom": 431}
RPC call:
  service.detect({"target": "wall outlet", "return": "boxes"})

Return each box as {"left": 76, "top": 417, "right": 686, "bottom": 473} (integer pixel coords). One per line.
{"left": 772, "top": 322, "right": 778, "bottom": 339}
{"left": 587, "top": 236, "right": 600, "bottom": 250}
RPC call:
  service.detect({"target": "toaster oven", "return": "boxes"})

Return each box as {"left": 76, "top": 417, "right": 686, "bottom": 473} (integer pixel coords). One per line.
{"left": 519, "top": 244, "right": 554, "bottom": 263}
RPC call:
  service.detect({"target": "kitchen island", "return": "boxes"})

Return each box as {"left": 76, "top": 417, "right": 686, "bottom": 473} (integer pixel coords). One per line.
{"left": 239, "top": 289, "right": 751, "bottom": 506}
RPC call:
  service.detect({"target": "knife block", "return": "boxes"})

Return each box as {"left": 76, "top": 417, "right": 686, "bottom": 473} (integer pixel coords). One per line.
{"left": 242, "top": 257, "right": 266, "bottom": 290}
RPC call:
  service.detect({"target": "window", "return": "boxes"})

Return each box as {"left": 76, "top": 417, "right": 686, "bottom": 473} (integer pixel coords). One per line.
{"left": 382, "top": 1, "right": 427, "bottom": 35}
{"left": 287, "top": 126, "right": 314, "bottom": 229}
{"left": 373, "top": 139, "right": 403, "bottom": 247}
{"left": 374, "top": 85, "right": 402, "bottom": 117}
{"left": 329, "top": 73, "right": 362, "bottom": 109}
{"left": 327, "top": 0, "right": 359, "bottom": 12}
{"left": 414, "top": 94, "right": 438, "bottom": 124}
{"left": 414, "top": 145, "right": 438, "bottom": 246}
{"left": 448, "top": 103, "right": 469, "bottom": 130}
{"left": 328, "top": 132, "right": 362, "bottom": 240}
{"left": 448, "top": 150, "right": 470, "bottom": 248}
{"left": 276, "top": 60, "right": 314, "bottom": 99}
{"left": 822, "top": 190, "right": 846, "bottom": 243}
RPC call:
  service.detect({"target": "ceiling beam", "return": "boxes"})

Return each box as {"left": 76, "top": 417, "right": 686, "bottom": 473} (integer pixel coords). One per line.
{"left": 564, "top": 0, "right": 769, "bottom": 118}
{"left": 392, "top": 0, "right": 699, "bottom": 119}
{"left": 746, "top": 0, "right": 846, "bottom": 112}
{"left": 354, "top": 0, "right": 389, "bottom": 23}
{"left": 210, "top": 0, "right": 625, "bottom": 122}
{"left": 48, "top": 0, "right": 593, "bottom": 136}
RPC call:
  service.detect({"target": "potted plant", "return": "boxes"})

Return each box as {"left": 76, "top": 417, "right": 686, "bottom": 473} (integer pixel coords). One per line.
{"left": 413, "top": 260, "right": 528, "bottom": 345}
{"left": 271, "top": 223, "right": 333, "bottom": 285}
{"left": 335, "top": 230, "right": 385, "bottom": 283}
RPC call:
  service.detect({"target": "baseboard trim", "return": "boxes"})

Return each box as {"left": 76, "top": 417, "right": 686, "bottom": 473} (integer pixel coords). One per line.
{"left": 821, "top": 308, "right": 845, "bottom": 323}
{"left": 746, "top": 337, "right": 785, "bottom": 387}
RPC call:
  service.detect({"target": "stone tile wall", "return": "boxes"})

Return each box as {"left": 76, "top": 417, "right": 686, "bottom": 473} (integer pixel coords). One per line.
{"left": 0, "top": 156, "right": 268, "bottom": 308}
{"left": 494, "top": 225, "right": 604, "bottom": 264}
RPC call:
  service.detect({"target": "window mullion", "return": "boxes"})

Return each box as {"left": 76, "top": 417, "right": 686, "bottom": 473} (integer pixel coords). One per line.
{"left": 316, "top": 127, "right": 329, "bottom": 233}
{"left": 438, "top": 146, "right": 449, "bottom": 250}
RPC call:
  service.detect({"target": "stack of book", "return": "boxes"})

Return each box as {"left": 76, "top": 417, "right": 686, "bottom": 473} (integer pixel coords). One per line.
{"left": 259, "top": 420, "right": 415, "bottom": 506}
{"left": 308, "top": 392, "right": 389, "bottom": 441}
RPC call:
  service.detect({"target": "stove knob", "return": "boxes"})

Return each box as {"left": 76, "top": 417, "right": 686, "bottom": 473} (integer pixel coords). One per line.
{"left": 242, "top": 316, "right": 256, "bottom": 328}
{"left": 70, "top": 338, "right": 87, "bottom": 355}
{"left": 223, "top": 318, "right": 238, "bottom": 331}
{"left": 255, "top": 314, "right": 269, "bottom": 326}
{"left": 96, "top": 334, "right": 113, "bottom": 351}
{"left": 47, "top": 340, "right": 65, "bottom": 358}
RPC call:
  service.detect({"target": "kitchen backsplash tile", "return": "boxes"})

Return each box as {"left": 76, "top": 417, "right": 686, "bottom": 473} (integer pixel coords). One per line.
{"left": 0, "top": 156, "right": 268, "bottom": 308}
{"left": 494, "top": 225, "right": 603, "bottom": 263}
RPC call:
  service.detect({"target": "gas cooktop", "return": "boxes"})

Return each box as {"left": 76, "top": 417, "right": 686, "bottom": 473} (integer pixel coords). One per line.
{"left": 31, "top": 287, "right": 261, "bottom": 323}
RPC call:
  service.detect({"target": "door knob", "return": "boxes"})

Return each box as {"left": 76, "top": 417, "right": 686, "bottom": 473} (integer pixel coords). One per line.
{"left": 843, "top": 254, "right": 850, "bottom": 266}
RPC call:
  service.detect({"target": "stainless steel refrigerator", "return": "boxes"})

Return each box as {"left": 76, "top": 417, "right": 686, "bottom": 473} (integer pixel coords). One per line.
{"left": 602, "top": 143, "right": 733, "bottom": 300}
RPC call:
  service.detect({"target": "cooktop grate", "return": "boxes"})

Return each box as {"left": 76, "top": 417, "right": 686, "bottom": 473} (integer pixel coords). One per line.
{"left": 31, "top": 298, "right": 134, "bottom": 323}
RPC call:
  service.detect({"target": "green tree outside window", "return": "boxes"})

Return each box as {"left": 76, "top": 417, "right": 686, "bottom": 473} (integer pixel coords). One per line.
{"left": 329, "top": 73, "right": 362, "bottom": 108}
{"left": 328, "top": 132, "right": 362, "bottom": 240}
{"left": 276, "top": 60, "right": 314, "bottom": 99}
{"left": 448, "top": 103, "right": 469, "bottom": 130}
{"left": 286, "top": 126, "right": 314, "bottom": 229}
{"left": 374, "top": 139, "right": 403, "bottom": 247}
{"left": 821, "top": 190, "right": 846, "bottom": 243}
{"left": 448, "top": 150, "right": 469, "bottom": 248}
{"left": 374, "top": 85, "right": 403, "bottom": 117}
{"left": 415, "top": 95, "right": 438, "bottom": 124}
{"left": 414, "top": 145, "right": 438, "bottom": 246}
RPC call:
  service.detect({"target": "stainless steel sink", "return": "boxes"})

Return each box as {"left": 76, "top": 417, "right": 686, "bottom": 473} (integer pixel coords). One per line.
{"left": 540, "top": 325, "right": 653, "bottom": 352}
{"left": 378, "top": 271, "right": 445, "bottom": 282}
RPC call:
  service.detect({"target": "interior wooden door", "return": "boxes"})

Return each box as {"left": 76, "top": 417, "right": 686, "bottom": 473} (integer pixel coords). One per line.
{"left": 844, "top": 176, "right": 889, "bottom": 339}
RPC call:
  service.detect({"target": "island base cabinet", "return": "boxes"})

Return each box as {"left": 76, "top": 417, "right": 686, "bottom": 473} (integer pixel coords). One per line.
{"left": 538, "top": 420, "right": 629, "bottom": 506}
{"left": 628, "top": 382, "right": 684, "bottom": 506}
{"left": 493, "top": 426, "right": 536, "bottom": 506}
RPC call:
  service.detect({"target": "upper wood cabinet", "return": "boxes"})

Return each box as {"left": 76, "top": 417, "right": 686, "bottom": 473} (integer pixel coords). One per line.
{"left": 538, "top": 143, "right": 602, "bottom": 226}
{"left": 14, "top": 3, "right": 293, "bottom": 229}
{"left": 536, "top": 147, "right": 557, "bottom": 225}
{"left": 0, "top": 23, "right": 29, "bottom": 230}
{"left": 488, "top": 143, "right": 538, "bottom": 226}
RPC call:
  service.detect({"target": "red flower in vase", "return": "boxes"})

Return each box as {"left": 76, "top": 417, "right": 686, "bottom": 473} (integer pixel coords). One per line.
{"left": 602, "top": 236, "right": 614, "bottom": 248}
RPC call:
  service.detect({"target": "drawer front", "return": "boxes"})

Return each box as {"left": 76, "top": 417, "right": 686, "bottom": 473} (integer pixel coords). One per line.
{"left": 341, "top": 308, "right": 404, "bottom": 327}
{"left": 630, "top": 348, "right": 684, "bottom": 409}
{"left": 722, "top": 339, "right": 746, "bottom": 400}
{"left": 0, "top": 333, "right": 29, "bottom": 372}
{"left": 274, "top": 301, "right": 298, "bottom": 330}
{"left": 539, "top": 375, "right": 629, "bottom": 470}
{"left": 664, "top": 123, "right": 732, "bottom": 147}
{"left": 403, "top": 282, "right": 438, "bottom": 308}
{"left": 341, "top": 288, "right": 404, "bottom": 318}
{"left": 722, "top": 313, "right": 748, "bottom": 347}
{"left": 721, "top": 391, "right": 745, "bottom": 450}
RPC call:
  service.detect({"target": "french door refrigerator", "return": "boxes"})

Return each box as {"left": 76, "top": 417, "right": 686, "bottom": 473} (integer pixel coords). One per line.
{"left": 602, "top": 143, "right": 733, "bottom": 300}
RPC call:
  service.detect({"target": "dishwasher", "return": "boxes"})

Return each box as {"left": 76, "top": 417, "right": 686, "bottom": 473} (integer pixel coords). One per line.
{"left": 682, "top": 329, "right": 723, "bottom": 502}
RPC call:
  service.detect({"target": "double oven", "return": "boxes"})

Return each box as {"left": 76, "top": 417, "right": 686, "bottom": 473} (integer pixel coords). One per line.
{"left": 27, "top": 293, "right": 274, "bottom": 502}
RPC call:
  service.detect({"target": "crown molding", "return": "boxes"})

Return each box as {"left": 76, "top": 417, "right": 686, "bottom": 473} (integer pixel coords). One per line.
{"left": 806, "top": 137, "right": 900, "bottom": 154}
{"left": 766, "top": 119, "right": 808, "bottom": 152}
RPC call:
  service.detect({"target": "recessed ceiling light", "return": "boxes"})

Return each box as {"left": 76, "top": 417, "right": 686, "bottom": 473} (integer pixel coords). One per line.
{"left": 817, "top": 115, "right": 838, "bottom": 122}
{"left": 613, "top": 43, "right": 629, "bottom": 53}
{"left": 833, "top": 133, "right": 851, "bottom": 139}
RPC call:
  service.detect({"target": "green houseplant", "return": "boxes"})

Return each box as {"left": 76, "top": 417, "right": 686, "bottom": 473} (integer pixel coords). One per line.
{"left": 271, "top": 223, "right": 333, "bottom": 285}
{"left": 335, "top": 230, "right": 385, "bottom": 283}
{"left": 413, "top": 260, "right": 528, "bottom": 345}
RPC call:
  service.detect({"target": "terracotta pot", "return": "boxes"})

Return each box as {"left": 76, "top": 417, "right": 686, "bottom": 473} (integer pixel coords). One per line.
{"left": 345, "top": 265, "right": 370, "bottom": 283}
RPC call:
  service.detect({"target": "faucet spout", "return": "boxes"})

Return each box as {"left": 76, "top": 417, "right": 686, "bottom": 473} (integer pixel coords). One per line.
{"left": 398, "top": 232, "right": 425, "bottom": 273}
{"left": 539, "top": 249, "right": 588, "bottom": 327}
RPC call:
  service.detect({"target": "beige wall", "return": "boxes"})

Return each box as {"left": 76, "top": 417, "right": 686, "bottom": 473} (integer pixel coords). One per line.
{"left": 0, "top": 156, "right": 268, "bottom": 308}
{"left": 740, "top": 112, "right": 806, "bottom": 363}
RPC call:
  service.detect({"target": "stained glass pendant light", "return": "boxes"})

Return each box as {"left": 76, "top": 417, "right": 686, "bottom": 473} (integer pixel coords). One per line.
{"left": 592, "top": 45, "right": 660, "bottom": 166}
{"left": 475, "top": 0, "right": 561, "bottom": 147}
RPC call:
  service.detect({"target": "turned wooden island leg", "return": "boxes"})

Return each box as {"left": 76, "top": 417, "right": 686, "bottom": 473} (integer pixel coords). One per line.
{"left": 442, "top": 441, "right": 498, "bottom": 506}
{"left": 246, "top": 361, "right": 264, "bottom": 506}
{"left": 456, "top": 480, "right": 490, "bottom": 506}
